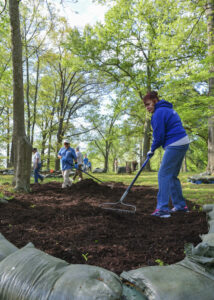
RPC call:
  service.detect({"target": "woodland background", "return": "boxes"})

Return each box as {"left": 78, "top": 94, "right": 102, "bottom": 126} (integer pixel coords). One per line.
{"left": 0, "top": 0, "right": 214, "bottom": 191}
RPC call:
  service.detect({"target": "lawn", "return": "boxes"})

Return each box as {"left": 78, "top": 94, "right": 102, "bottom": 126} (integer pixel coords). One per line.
{"left": 97, "top": 171, "right": 214, "bottom": 205}
{"left": 0, "top": 171, "right": 213, "bottom": 205}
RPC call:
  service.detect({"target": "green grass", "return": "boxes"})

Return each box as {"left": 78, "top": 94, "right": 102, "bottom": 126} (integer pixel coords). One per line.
{"left": 0, "top": 171, "right": 213, "bottom": 206}
{"left": 88, "top": 171, "right": 214, "bottom": 206}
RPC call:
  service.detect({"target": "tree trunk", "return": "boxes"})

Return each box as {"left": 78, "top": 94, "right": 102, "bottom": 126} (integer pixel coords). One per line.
{"left": 41, "top": 139, "right": 46, "bottom": 163}
{"left": 55, "top": 74, "right": 65, "bottom": 171}
{"left": 47, "top": 103, "right": 56, "bottom": 170}
{"left": 181, "top": 155, "right": 187, "bottom": 172}
{"left": 9, "top": 140, "right": 14, "bottom": 167}
{"left": 55, "top": 138, "right": 62, "bottom": 171}
{"left": 47, "top": 132, "right": 53, "bottom": 170}
{"left": 55, "top": 115, "right": 63, "bottom": 170}
{"left": 6, "top": 142, "right": 10, "bottom": 168}
{"left": 31, "top": 52, "right": 40, "bottom": 145}
{"left": 23, "top": 21, "right": 31, "bottom": 138}
{"left": 139, "top": 135, "right": 143, "bottom": 166}
{"left": 112, "top": 157, "right": 116, "bottom": 172}
{"left": 104, "top": 142, "right": 109, "bottom": 172}
{"left": 140, "top": 62, "right": 152, "bottom": 171}
{"left": 206, "top": 0, "right": 214, "bottom": 174}
{"left": 6, "top": 106, "right": 11, "bottom": 168}
{"left": 9, "top": 0, "right": 32, "bottom": 192}
{"left": 142, "top": 113, "right": 151, "bottom": 171}
{"left": 41, "top": 129, "right": 47, "bottom": 166}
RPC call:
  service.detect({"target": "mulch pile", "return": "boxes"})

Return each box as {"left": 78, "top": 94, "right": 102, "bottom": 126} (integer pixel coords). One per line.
{"left": 0, "top": 179, "right": 208, "bottom": 274}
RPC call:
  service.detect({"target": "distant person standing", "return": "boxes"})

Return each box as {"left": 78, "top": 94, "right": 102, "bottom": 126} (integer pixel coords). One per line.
{"left": 58, "top": 140, "right": 77, "bottom": 188}
{"left": 83, "top": 154, "right": 89, "bottom": 171}
{"left": 73, "top": 147, "right": 83, "bottom": 181}
{"left": 114, "top": 158, "right": 118, "bottom": 173}
{"left": 88, "top": 161, "right": 92, "bottom": 172}
{"left": 32, "top": 148, "right": 44, "bottom": 183}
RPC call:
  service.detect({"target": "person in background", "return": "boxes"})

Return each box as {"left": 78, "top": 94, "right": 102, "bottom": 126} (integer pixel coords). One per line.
{"left": 114, "top": 158, "right": 118, "bottom": 173}
{"left": 32, "top": 148, "right": 44, "bottom": 184}
{"left": 88, "top": 160, "right": 92, "bottom": 172}
{"left": 73, "top": 146, "right": 83, "bottom": 181}
{"left": 83, "top": 154, "right": 89, "bottom": 171}
{"left": 143, "top": 91, "right": 190, "bottom": 218}
{"left": 58, "top": 140, "right": 77, "bottom": 188}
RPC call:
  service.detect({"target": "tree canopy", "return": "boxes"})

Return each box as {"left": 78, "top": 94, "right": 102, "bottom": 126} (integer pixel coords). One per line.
{"left": 0, "top": 0, "right": 213, "bottom": 179}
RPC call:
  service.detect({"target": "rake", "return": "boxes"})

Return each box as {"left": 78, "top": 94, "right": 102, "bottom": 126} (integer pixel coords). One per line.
{"left": 73, "top": 166, "right": 104, "bottom": 184}
{"left": 99, "top": 156, "right": 151, "bottom": 214}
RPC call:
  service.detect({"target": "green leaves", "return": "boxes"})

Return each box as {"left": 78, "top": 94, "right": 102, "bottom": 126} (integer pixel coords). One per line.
{"left": 0, "top": 0, "right": 211, "bottom": 171}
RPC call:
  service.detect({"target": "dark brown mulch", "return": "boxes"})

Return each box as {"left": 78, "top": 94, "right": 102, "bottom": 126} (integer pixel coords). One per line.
{"left": 0, "top": 179, "right": 208, "bottom": 275}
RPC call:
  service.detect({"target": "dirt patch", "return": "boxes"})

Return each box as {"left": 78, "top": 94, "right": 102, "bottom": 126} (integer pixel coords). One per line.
{"left": 0, "top": 179, "right": 208, "bottom": 275}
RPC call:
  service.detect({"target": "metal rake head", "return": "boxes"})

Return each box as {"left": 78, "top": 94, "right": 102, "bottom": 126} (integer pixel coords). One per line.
{"left": 99, "top": 201, "right": 136, "bottom": 214}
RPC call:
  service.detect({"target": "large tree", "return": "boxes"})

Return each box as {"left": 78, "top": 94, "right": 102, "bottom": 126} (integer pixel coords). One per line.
{"left": 206, "top": 0, "right": 214, "bottom": 173}
{"left": 9, "top": 0, "right": 32, "bottom": 191}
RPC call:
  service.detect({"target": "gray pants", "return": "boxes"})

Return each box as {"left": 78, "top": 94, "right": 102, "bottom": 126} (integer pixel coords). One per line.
{"left": 62, "top": 169, "right": 72, "bottom": 188}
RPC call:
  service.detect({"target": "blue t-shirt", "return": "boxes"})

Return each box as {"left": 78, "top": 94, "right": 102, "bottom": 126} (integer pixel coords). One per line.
{"left": 151, "top": 100, "right": 187, "bottom": 152}
{"left": 83, "top": 157, "right": 88, "bottom": 165}
{"left": 58, "top": 147, "right": 77, "bottom": 171}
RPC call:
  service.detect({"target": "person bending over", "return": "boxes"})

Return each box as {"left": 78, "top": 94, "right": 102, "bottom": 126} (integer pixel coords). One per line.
{"left": 143, "top": 91, "right": 190, "bottom": 218}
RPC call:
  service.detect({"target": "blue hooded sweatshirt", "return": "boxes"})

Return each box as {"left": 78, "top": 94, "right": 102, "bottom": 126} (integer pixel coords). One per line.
{"left": 58, "top": 146, "right": 77, "bottom": 171}
{"left": 151, "top": 100, "right": 187, "bottom": 152}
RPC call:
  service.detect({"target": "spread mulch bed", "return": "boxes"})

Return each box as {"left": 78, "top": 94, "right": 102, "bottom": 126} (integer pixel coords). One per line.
{"left": 0, "top": 179, "right": 208, "bottom": 275}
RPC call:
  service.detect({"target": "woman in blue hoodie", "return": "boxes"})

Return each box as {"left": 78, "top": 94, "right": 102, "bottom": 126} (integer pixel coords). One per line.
{"left": 143, "top": 91, "right": 190, "bottom": 218}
